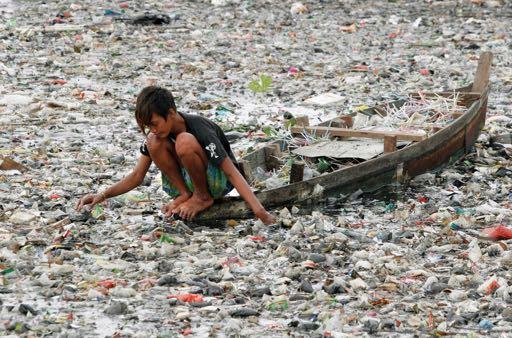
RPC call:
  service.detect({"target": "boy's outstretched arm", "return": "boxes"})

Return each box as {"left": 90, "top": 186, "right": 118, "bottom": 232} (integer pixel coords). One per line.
{"left": 220, "top": 157, "right": 276, "bottom": 225}
{"left": 76, "top": 155, "right": 152, "bottom": 211}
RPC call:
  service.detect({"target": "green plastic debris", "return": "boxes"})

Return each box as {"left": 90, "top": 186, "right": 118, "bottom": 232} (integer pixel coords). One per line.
{"left": 159, "top": 234, "right": 175, "bottom": 244}
{"left": 215, "top": 105, "right": 233, "bottom": 116}
{"left": 268, "top": 299, "right": 289, "bottom": 311}
{"left": 248, "top": 74, "right": 272, "bottom": 93}
{"left": 284, "top": 118, "right": 297, "bottom": 129}
{"left": 126, "top": 192, "right": 148, "bottom": 203}
{"left": 6, "top": 19, "right": 16, "bottom": 28}
{"left": 450, "top": 223, "right": 461, "bottom": 231}
{"left": 317, "top": 158, "right": 331, "bottom": 173}
{"left": 1, "top": 267, "right": 14, "bottom": 275}
{"left": 454, "top": 207, "right": 474, "bottom": 216}
{"left": 91, "top": 204, "right": 104, "bottom": 218}
{"left": 385, "top": 203, "right": 396, "bottom": 212}
{"left": 262, "top": 126, "right": 276, "bottom": 137}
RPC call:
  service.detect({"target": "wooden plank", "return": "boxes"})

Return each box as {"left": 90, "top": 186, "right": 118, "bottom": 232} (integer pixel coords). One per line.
{"left": 289, "top": 161, "right": 305, "bottom": 183}
{"left": 384, "top": 136, "right": 397, "bottom": 153}
{"left": 264, "top": 144, "right": 281, "bottom": 171}
{"left": 409, "top": 91, "right": 481, "bottom": 99}
{"left": 409, "top": 91, "right": 481, "bottom": 107}
{"left": 290, "top": 126, "right": 426, "bottom": 142}
{"left": 237, "top": 160, "right": 253, "bottom": 183}
{"left": 295, "top": 116, "right": 309, "bottom": 127}
{"left": 471, "top": 52, "right": 493, "bottom": 94}
{"left": 340, "top": 116, "right": 353, "bottom": 128}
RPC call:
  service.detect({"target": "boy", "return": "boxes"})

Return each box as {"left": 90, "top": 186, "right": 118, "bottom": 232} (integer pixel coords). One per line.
{"left": 76, "top": 86, "right": 275, "bottom": 224}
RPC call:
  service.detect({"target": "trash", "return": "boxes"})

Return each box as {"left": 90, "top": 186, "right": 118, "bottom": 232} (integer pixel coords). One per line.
{"left": 1, "top": 1, "right": 511, "bottom": 336}
{"left": 290, "top": 2, "right": 307, "bottom": 15}
{"left": 104, "top": 301, "right": 128, "bottom": 315}
{"left": 117, "top": 13, "right": 172, "bottom": 25}
{"left": 303, "top": 93, "right": 344, "bottom": 107}
{"left": 0, "top": 157, "right": 27, "bottom": 171}
{"left": 483, "top": 225, "right": 512, "bottom": 240}
{"left": 0, "top": 94, "right": 33, "bottom": 105}
{"left": 248, "top": 74, "right": 272, "bottom": 93}
{"left": 479, "top": 319, "right": 494, "bottom": 330}
{"left": 167, "top": 294, "right": 204, "bottom": 303}
{"left": 8, "top": 210, "right": 37, "bottom": 225}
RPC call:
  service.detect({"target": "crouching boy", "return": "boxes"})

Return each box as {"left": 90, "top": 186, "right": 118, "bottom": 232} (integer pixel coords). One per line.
{"left": 76, "top": 86, "right": 275, "bottom": 224}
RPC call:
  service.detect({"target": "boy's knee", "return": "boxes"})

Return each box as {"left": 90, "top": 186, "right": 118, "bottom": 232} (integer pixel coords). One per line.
{"left": 146, "top": 133, "right": 165, "bottom": 153}
{"left": 175, "top": 133, "right": 198, "bottom": 157}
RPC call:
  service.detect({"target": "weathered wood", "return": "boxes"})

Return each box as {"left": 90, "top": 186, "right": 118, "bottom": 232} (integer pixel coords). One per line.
{"left": 340, "top": 116, "right": 353, "bottom": 128}
{"left": 237, "top": 160, "right": 253, "bottom": 183}
{"left": 195, "top": 53, "right": 491, "bottom": 221}
{"left": 409, "top": 91, "right": 481, "bottom": 108}
{"left": 264, "top": 144, "right": 281, "bottom": 171}
{"left": 409, "top": 91, "right": 481, "bottom": 99}
{"left": 295, "top": 116, "right": 309, "bottom": 127}
{"left": 471, "top": 52, "right": 493, "bottom": 94}
{"left": 290, "top": 126, "right": 426, "bottom": 142}
{"left": 383, "top": 136, "right": 397, "bottom": 153}
{"left": 196, "top": 87, "right": 489, "bottom": 221}
{"left": 431, "top": 126, "right": 442, "bottom": 133}
{"left": 289, "top": 161, "right": 305, "bottom": 183}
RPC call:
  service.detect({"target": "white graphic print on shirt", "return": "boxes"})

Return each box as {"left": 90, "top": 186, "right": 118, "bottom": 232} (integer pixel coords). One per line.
{"left": 206, "top": 143, "right": 219, "bottom": 158}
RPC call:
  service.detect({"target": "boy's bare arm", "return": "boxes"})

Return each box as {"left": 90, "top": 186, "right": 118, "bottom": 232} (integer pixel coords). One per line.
{"left": 220, "top": 157, "right": 275, "bottom": 224}
{"left": 76, "top": 155, "right": 152, "bottom": 211}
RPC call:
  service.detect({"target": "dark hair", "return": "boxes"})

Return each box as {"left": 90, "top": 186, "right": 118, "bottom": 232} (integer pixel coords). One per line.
{"left": 135, "top": 86, "right": 176, "bottom": 134}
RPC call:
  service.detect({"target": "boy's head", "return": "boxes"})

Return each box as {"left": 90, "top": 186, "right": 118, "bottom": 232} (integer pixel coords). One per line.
{"left": 135, "top": 86, "right": 177, "bottom": 134}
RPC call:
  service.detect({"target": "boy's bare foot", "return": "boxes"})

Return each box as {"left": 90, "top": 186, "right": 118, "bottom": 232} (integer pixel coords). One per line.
{"left": 161, "top": 192, "right": 191, "bottom": 217}
{"left": 173, "top": 194, "right": 213, "bottom": 221}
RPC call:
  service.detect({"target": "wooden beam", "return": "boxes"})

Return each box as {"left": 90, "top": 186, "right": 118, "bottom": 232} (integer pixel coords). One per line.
{"left": 471, "top": 52, "right": 493, "bottom": 94}
{"left": 340, "top": 116, "right": 353, "bottom": 128}
{"left": 264, "top": 144, "right": 282, "bottom": 171}
{"left": 289, "top": 161, "right": 305, "bottom": 183}
{"left": 384, "top": 136, "right": 397, "bottom": 153}
{"left": 409, "top": 91, "right": 481, "bottom": 107}
{"left": 237, "top": 160, "right": 253, "bottom": 183}
{"left": 290, "top": 126, "right": 426, "bottom": 142}
{"left": 409, "top": 91, "right": 481, "bottom": 99}
{"left": 295, "top": 116, "right": 309, "bottom": 127}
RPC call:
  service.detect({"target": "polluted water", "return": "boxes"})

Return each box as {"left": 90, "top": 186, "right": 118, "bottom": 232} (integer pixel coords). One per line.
{"left": 1, "top": 0, "right": 512, "bottom": 337}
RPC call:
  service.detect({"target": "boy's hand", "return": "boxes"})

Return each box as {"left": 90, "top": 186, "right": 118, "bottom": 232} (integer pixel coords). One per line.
{"left": 255, "top": 209, "right": 276, "bottom": 225}
{"left": 76, "top": 193, "right": 105, "bottom": 211}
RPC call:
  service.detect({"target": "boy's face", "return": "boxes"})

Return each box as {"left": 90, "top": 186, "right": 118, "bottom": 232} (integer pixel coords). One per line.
{"left": 146, "top": 111, "right": 172, "bottom": 138}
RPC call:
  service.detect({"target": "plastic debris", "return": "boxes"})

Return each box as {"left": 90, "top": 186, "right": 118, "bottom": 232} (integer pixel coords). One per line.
{"left": 1, "top": 0, "right": 511, "bottom": 336}
{"left": 483, "top": 225, "right": 512, "bottom": 240}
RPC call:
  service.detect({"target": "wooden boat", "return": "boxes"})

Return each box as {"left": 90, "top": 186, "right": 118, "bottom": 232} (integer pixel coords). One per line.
{"left": 196, "top": 52, "right": 492, "bottom": 221}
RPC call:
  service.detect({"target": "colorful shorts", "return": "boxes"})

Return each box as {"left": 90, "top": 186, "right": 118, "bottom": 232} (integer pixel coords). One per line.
{"left": 162, "top": 163, "right": 234, "bottom": 199}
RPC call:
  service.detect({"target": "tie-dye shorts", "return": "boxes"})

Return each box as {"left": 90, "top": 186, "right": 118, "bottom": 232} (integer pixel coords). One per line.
{"left": 162, "top": 163, "right": 233, "bottom": 199}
